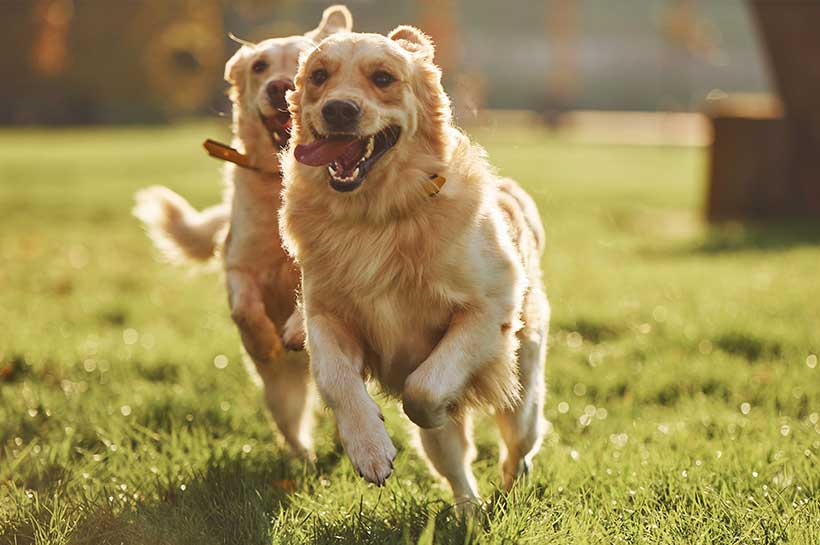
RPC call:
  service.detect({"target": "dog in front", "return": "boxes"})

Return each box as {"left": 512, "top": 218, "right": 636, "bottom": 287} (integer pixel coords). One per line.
{"left": 133, "top": 6, "right": 353, "bottom": 459}
{"left": 280, "top": 27, "right": 549, "bottom": 502}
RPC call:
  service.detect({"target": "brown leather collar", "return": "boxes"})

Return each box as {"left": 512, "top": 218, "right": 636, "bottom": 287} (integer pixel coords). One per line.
{"left": 203, "top": 139, "right": 280, "bottom": 176}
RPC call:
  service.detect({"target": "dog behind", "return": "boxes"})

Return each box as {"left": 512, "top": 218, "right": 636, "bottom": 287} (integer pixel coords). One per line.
{"left": 134, "top": 6, "right": 353, "bottom": 459}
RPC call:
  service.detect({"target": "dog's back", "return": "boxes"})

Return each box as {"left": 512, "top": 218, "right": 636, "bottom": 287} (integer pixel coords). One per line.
{"left": 496, "top": 178, "right": 547, "bottom": 316}
{"left": 497, "top": 177, "right": 545, "bottom": 257}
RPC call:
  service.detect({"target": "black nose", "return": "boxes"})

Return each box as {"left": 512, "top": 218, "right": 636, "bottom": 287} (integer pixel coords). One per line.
{"left": 322, "top": 99, "right": 360, "bottom": 131}
{"left": 266, "top": 79, "right": 294, "bottom": 105}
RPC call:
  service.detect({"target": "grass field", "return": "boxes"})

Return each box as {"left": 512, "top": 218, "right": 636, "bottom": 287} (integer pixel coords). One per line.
{"left": 1, "top": 122, "right": 819, "bottom": 544}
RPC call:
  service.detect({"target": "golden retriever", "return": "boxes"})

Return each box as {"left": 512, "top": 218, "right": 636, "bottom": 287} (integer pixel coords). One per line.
{"left": 279, "top": 26, "right": 549, "bottom": 503}
{"left": 133, "top": 6, "right": 353, "bottom": 460}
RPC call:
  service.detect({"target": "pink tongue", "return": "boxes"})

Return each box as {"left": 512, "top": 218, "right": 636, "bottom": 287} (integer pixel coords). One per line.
{"left": 294, "top": 137, "right": 363, "bottom": 167}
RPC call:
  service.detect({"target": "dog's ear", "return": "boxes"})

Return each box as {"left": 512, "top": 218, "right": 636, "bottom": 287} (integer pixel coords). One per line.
{"left": 305, "top": 5, "right": 353, "bottom": 42}
{"left": 388, "top": 26, "right": 434, "bottom": 62}
{"left": 224, "top": 46, "right": 250, "bottom": 84}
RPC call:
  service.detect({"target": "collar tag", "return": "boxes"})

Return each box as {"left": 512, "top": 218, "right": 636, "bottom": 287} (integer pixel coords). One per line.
{"left": 423, "top": 174, "right": 446, "bottom": 197}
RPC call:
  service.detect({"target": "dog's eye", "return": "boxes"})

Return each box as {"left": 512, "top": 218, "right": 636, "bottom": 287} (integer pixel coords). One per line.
{"left": 371, "top": 71, "right": 395, "bottom": 88}
{"left": 311, "top": 68, "right": 328, "bottom": 86}
{"left": 251, "top": 60, "right": 268, "bottom": 74}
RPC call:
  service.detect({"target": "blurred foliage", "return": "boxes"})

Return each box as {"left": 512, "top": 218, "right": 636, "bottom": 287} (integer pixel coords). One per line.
{"left": 1, "top": 0, "right": 769, "bottom": 124}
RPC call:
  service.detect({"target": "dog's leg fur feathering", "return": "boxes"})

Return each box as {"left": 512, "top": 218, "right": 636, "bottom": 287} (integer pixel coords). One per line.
{"left": 307, "top": 313, "right": 397, "bottom": 484}
{"left": 417, "top": 416, "right": 479, "bottom": 504}
{"left": 133, "top": 185, "right": 228, "bottom": 264}
{"left": 495, "top": 320, "right": 548, "bottom": 489}
{"left": 241, "top": 347, "right": 314, "bottom": 459}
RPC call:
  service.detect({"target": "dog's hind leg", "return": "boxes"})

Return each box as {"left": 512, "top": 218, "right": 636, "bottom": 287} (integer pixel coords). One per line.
{"left": 228, "top": 269, "right": 314, "bottom": 459}
{"left": 243, "top": 350, "right": 315, "bottom": 460}
{"left": 417, "top": 415, "right": 480, "bottom": 505}
{"left": 495, "top": 323, "right": 547, "bottom": 491}
{"left": 227, "top": 269, "right": 283, "bottom": 363}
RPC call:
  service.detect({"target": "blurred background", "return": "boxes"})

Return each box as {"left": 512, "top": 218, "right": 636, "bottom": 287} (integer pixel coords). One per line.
{"left": 7, "top": 0, "right": 818, "bottom": 219}
{"left": 3, "top": 3, "right": 820, "bottom": 542}
{"left": 5, "top": 0, "right": 769, "bottom": 124}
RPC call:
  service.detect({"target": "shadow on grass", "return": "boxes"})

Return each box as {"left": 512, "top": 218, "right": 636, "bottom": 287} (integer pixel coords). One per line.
{"left": 3, "top": 453, "right": 308, "bottom": 545}
{"left": 294, "top": 490, "right": 542, "bottom": 545}
{"left": 302, "top": 495, "right": 464, "bottom": 545}
{"left": 713, "top": 331, "right": 782, "bottom": 362}
{"left": 68, "top": 478, "right": 493, "bottom": 545}
{"left": 553, "top": 318, "right": 624, "bottom": 344}
{"left": 695, "top": 220, "right": 820, "bottom": 254}
{"left": 641, "top": 219, "right": 820, "bottom": 258}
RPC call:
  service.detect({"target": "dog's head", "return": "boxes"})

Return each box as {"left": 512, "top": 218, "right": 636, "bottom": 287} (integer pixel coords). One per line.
{"left": 225, "top": 5, "right": 353, "bottom": 150}
{"left": 289, "top": 26, "right": 451, "bottom": 194}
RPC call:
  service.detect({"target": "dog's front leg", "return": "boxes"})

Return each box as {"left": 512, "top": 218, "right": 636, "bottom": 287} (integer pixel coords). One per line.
{"left": 403, "top": 308, "right": 516, "bottom": 429}
{"left": 308, "top": 314, "right": 397, "bottom": 485}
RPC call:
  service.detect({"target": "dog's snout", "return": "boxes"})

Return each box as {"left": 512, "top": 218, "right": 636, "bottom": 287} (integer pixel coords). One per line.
{"left": 266, "top": 79, "right": 294, "bottom": 103}
{"left": 322, "top": 99, "right": 361, "bottom": 131}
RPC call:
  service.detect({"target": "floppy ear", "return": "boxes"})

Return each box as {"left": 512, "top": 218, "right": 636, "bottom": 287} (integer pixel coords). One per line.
{"left": 224, "top": 46, "right": 250, "bottom": 84}
{"left": 388, "top": 25, "right": 434, "bottom": 62}
{"left": 305, "top": 5, "right": 353, "bottom": 42}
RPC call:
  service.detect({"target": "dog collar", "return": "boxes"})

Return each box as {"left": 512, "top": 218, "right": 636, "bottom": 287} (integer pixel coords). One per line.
{"left": 203, "top": 139, "right": 280, "bottom": 176}
{"left": 423, "top": 173, "right": 446, "bottom": 197}
{"left": 205, "top": 139, "right": 445, "bottom": 196}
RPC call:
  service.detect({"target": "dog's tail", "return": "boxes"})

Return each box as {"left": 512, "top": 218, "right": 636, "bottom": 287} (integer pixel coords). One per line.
{"left": 133, "top": 186, "right": 228, "bottom": 264}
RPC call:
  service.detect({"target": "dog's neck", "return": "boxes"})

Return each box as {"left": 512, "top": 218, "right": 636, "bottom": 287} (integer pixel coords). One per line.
{"left": 232, "top": 106, "right": 282, "bottom": 176}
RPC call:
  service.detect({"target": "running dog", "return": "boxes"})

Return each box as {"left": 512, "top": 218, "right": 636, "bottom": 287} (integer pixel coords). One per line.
{"left": 134, "top": 6, "right": 353, "bottom": 459}
{"left": 279, "top": 26, "right": 549, "bottom": 502}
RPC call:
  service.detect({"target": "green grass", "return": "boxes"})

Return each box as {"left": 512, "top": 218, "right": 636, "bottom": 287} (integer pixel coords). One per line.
{"left": 1, "top": 122, "right": 819, "bottom": 544}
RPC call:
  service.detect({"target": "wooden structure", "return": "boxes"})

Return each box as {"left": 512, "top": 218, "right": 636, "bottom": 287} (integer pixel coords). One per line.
{"left": 707, "top": 0, "right": 820, "bottom": 220}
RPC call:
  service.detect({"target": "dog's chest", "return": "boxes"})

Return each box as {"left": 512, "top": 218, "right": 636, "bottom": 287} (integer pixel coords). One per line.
{"left": 306, "top": 219, "right": 466, "bottom": 391}
{"left": 358, "top": 290, "right": 450, "bottom": 393}
{"left": 224, "top": 174, "right": 284, "bottom": 268}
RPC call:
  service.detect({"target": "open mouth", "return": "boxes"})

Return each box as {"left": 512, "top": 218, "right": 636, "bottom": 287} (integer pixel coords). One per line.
{"left": 258, "top": 107, "right": 292, "bottom": 149}
{"left": 293, "top": 126, "right": 401, "bottom": 192}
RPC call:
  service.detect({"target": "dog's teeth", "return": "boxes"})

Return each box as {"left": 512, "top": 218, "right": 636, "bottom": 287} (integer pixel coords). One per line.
{"left": 364, "top": 137, "right": 374, "bottom": 160}
{"left": 328, "top": 163, "right": 345, "bottom": 178}
{"left": 328, "top": 162, "right": 361, "bottom": 184}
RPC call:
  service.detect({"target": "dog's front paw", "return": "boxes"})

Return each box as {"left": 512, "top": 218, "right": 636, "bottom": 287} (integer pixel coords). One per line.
{"left": 402, "top": 374, "right": 452, "bottom": 429}
{"left": 282, "top": 311, "right": 306, "bottom": 351}
{"left": 337, "top": 410, "right": 397, "bottom": 485}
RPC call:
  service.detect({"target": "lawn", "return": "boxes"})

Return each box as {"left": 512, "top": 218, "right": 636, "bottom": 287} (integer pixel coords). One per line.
{"left": 1, "top": 122, "right": 819, "bottom": 544}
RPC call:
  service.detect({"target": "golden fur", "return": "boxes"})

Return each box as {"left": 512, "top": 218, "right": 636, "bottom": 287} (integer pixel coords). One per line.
{"left": 134, "top": 6, "right": 353, "bottom": 460}
{"left": 280, "top": 27, "right": 549, "bottom": 501}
